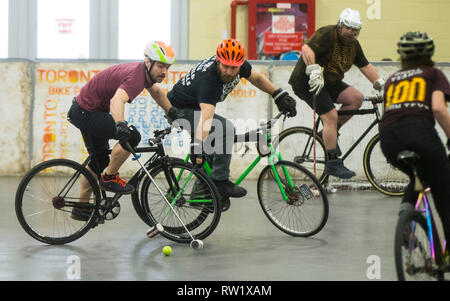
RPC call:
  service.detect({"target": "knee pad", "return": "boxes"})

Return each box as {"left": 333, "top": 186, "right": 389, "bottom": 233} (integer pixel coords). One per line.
{"left": 88, "top": 150, "right": 110, "bottom": 175}
{"left": 119, "top": 124, "right": 141, "bottom": 150}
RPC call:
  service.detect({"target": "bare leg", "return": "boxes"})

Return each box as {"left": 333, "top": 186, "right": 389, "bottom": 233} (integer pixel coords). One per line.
{"left": 79, "top": 165, "right": 97, "bottom": 203}
{"left": 105, "top": 142, "right": 131, "bottom": 175}
{"left": 319, "top": 108, "right": 338, "bottom": 150}
{"left": 336, "top": 86, "right": 364, "bottom": 128}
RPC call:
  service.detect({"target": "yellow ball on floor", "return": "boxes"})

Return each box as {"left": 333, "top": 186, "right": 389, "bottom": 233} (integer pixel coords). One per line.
{"left": 162, "top": 246, "right": 172, "bottom": 256}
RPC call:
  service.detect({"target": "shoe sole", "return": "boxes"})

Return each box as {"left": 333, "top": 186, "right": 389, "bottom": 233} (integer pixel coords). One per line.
{"left": 70, "top": 214, "right": 105, "bottom": 224}
{"left": 99, "top": 186, "right": 135, "bottom": 194}
{"left": 324, "top": 171, "right": 355, "bottom": 180}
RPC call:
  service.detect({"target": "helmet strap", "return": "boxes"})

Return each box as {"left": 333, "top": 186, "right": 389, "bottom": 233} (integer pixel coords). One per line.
{"left": 146, "top": 60, "right": 157, "bottom": 84}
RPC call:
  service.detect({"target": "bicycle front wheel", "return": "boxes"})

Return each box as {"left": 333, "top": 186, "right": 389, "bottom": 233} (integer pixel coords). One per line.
{"left": 364, "top": 134, "right": 408, "bottom": 196}
{"left": 276, "top": 127, "right": 328, "bottom": 184}
{"left": 141, "top": 159, "right": 221, "bottom": 243}
{"left": 257, "top": 160, "right": 329, "bottom": 237}
{"left": 15, "top": 159, "right": 100, "bottom": 244}
{"left": 394, "top": 210, "right": 442, "bottom": 281}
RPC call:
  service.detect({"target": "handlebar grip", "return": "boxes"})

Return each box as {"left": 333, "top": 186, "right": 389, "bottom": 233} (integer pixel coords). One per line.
{"left": 364, "top": 96, "right": 384, "bottom": 104}
{"left": 125, "top": 141, "right": 137, "bottom": 157}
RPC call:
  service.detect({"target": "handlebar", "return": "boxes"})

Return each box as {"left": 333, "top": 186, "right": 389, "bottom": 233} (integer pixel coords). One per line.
{"left": 364, "top": 95, "right": 384, "bottom": 104}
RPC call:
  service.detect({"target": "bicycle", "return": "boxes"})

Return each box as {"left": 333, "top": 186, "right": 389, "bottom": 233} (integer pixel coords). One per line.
{"left": 15, "top": 126, "right": 222, "bottom": 245}
{"left": 170, "top": 112, "right": 330, "bottom": 237}
{"left": 276, "top": 95, "right": 409, "bottom": 196}
{"left": 394, "top": 150, "right": 449, "bottom": 281}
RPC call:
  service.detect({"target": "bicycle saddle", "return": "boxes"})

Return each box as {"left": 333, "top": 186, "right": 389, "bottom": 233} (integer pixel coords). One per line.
{"left": 397, "top": 150, "right": 420, "bottom": 165}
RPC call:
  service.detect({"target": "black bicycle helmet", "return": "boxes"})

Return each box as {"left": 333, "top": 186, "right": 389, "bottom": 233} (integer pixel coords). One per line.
{"left": 397, "top": 31, "right": 435, "bottom": 59}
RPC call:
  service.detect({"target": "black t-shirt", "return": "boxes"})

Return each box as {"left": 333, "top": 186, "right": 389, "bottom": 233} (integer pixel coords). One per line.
{"left": 167, "top": 56, "right": 252, "bottom": 109}
{"left": 289, "top": 25, "right": 369, "bottom": 87}
{"left": 379, "top": 66, "right": 450, "bottom": 130}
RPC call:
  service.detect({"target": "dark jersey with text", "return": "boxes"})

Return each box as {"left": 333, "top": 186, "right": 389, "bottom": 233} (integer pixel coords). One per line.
{"left": 379, "top": 66, "right": 450, "bottom": 130}
{"left": 167, "top": 56, "right": 252, "bottom": 109}
{"left": 289, "top": 25, "right": 369, "bottom": 87}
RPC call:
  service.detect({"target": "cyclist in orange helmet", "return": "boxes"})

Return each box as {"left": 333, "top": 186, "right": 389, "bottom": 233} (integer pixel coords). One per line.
{"left": 166, "top": 39, "right": 297, "bottom": 210}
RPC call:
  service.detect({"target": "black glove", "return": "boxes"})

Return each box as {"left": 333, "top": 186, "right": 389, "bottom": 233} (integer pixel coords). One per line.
{"left": 272, "top": 89, "right": 297, "bottom": 117}
{"left": 115, "top": 121, "right": 131, "bottom": 141}
{"left": 166, "top": 107, "right": 185, "bottom": 124}
{"left": 190, "top": 138, "right": 205, "bottom": 167}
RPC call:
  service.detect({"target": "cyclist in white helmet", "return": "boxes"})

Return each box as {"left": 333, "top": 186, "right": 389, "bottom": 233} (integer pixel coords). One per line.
{"left": 289, "top": 8, "right": 385, "bottom": 179}
{"left": 68, "top": 41, "right": 181, "bottom": 221}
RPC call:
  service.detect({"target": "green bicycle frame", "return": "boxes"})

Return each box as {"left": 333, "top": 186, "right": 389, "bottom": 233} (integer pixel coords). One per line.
{"left": 181, "top": 132, "right": 295, "bottom": 202}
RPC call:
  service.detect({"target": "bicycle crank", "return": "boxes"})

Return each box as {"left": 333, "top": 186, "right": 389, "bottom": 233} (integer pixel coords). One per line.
{"left": 98, "top": 197, "right": 121, "bottom": 220}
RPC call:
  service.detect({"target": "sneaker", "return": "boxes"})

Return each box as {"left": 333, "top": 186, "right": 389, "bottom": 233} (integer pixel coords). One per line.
{"left": 317, "top": 130, "right": 342, "bottom": 156}
{"left": 71, "top": 206, "right": 104, "bottom": 224}
{"left": 324, "top": 159, "right": 355, "bottom": 179}
{"left": 99, "top": 173, "right": 135, "bottom": 194}
{"left": 213, "top": 179, "right": 247, "bottom": 198}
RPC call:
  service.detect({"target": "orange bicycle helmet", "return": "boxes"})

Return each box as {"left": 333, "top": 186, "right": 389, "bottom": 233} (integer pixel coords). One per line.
{"left": 216, "top": 39, "right": 246, "bottom": 67}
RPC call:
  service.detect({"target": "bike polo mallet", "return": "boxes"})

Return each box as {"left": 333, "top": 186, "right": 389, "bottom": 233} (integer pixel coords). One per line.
{"left": 125, "top": 141, "right": 204, "bottom": 250}
{"left": 312, "top": 94, "right": 317, "bottom": 177}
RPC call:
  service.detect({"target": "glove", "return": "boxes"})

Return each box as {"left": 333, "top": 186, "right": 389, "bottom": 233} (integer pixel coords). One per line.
{"left": 306, "top": 64, "right": 324, "bottom": 96}
{"left": 373, "top": 78, "right": 385, "bottom": 92}
{"left": 115, "top": 121, "right": 131, "bottom": 141}
{"left": 190, "top": 138, "right": 205, "bottom": 167}
{"left": 166, "top": 107, "right": 185, "bottom": 124}
{"left": 272, "top": 89, "right": 297, "bottom": 117}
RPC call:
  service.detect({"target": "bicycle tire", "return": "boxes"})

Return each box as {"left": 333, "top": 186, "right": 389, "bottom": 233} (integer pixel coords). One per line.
{"left": 140, "top": 159, "right": 221, "bottom": 243}
{"left": 276, "top": 127, "right": 328, "bottom": 184}
{"left": 257, "top": 160, "right": 329, "bottom": 237}
{"left": 15, "top": 159, "right": 100, "bottom": 245}
{"left": 130, "top": 157, "right": 176, "bottom": 226}
{"left": 394, "top": 209, "right": 442, "bottom": 281}
{"left": 363, "top": 134, "right": 408, "bottom": 196}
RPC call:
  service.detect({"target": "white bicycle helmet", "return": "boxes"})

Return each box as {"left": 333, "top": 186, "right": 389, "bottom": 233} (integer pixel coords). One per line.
{"left": 338, "top": 8, "right": 362, "bottom": 31}
{"left": 144, "top": 41, "right": 176, "bottom": 65}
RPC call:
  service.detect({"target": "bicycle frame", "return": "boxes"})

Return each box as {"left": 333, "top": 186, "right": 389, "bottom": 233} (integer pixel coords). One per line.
{"left": 312, "top": 97, "right": 383, "bottom": 161}
{"left": 413, "top": 188, "right": 446, "bottom": 263}
{"left": 182, "top": 126, "right": 296, "bottom": 202}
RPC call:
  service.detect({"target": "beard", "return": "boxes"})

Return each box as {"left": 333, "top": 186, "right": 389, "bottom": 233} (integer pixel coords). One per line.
{"left": 219, "top": 73, "right": 237, "bottom": 84}
{"left": 339, "top": 32, "right": 356, "bottom": 46}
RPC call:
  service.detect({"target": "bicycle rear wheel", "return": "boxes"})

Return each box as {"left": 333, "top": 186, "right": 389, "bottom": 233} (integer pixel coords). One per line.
{"left": 364, "top": 134, "right": 408, "bottom": 196}
{"left": 257, "top": 160, "right": 329, "bottom": 237}
{"left": 141, "top": 160, "right": 221, "bottom": 243}
{"left": 15, "top": 159, "right": 100, "bottom": 244}
{"left": 276, "top": 127, "right": 328, "bottom": 184}
{"left": 394, "top": 210, "right": 442, "bottom": 280}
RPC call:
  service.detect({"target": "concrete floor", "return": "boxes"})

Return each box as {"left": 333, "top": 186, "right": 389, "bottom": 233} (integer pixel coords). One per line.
{"left": 1, "top": 176, "right": 402, "bottom": 281}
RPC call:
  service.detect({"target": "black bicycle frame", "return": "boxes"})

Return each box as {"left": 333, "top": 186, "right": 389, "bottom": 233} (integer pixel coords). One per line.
{"left": 312, "top": 100, "right": 382, "bottom": 162}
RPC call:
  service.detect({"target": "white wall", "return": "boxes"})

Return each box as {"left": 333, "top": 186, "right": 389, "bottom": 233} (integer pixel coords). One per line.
{"left": 0, "top": 61, "right": 31, "bottom": 175}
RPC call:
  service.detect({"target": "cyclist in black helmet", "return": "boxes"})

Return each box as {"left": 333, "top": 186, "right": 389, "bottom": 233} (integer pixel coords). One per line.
{"left": 379, "top": 32, "right": 450, "bottom": 256}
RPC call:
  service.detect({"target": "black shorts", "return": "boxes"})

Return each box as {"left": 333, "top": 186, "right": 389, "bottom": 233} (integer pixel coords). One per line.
{"left": 67, "top": 99, "right": 115, "bottom": 174}
{"left": 291, "top": 75, "right": 349, "bottom": 115}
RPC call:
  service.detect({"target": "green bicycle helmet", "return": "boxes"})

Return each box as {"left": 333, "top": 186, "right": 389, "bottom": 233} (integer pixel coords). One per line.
{"left": 397, "top": 32, "right": 435, "bottom": 59}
